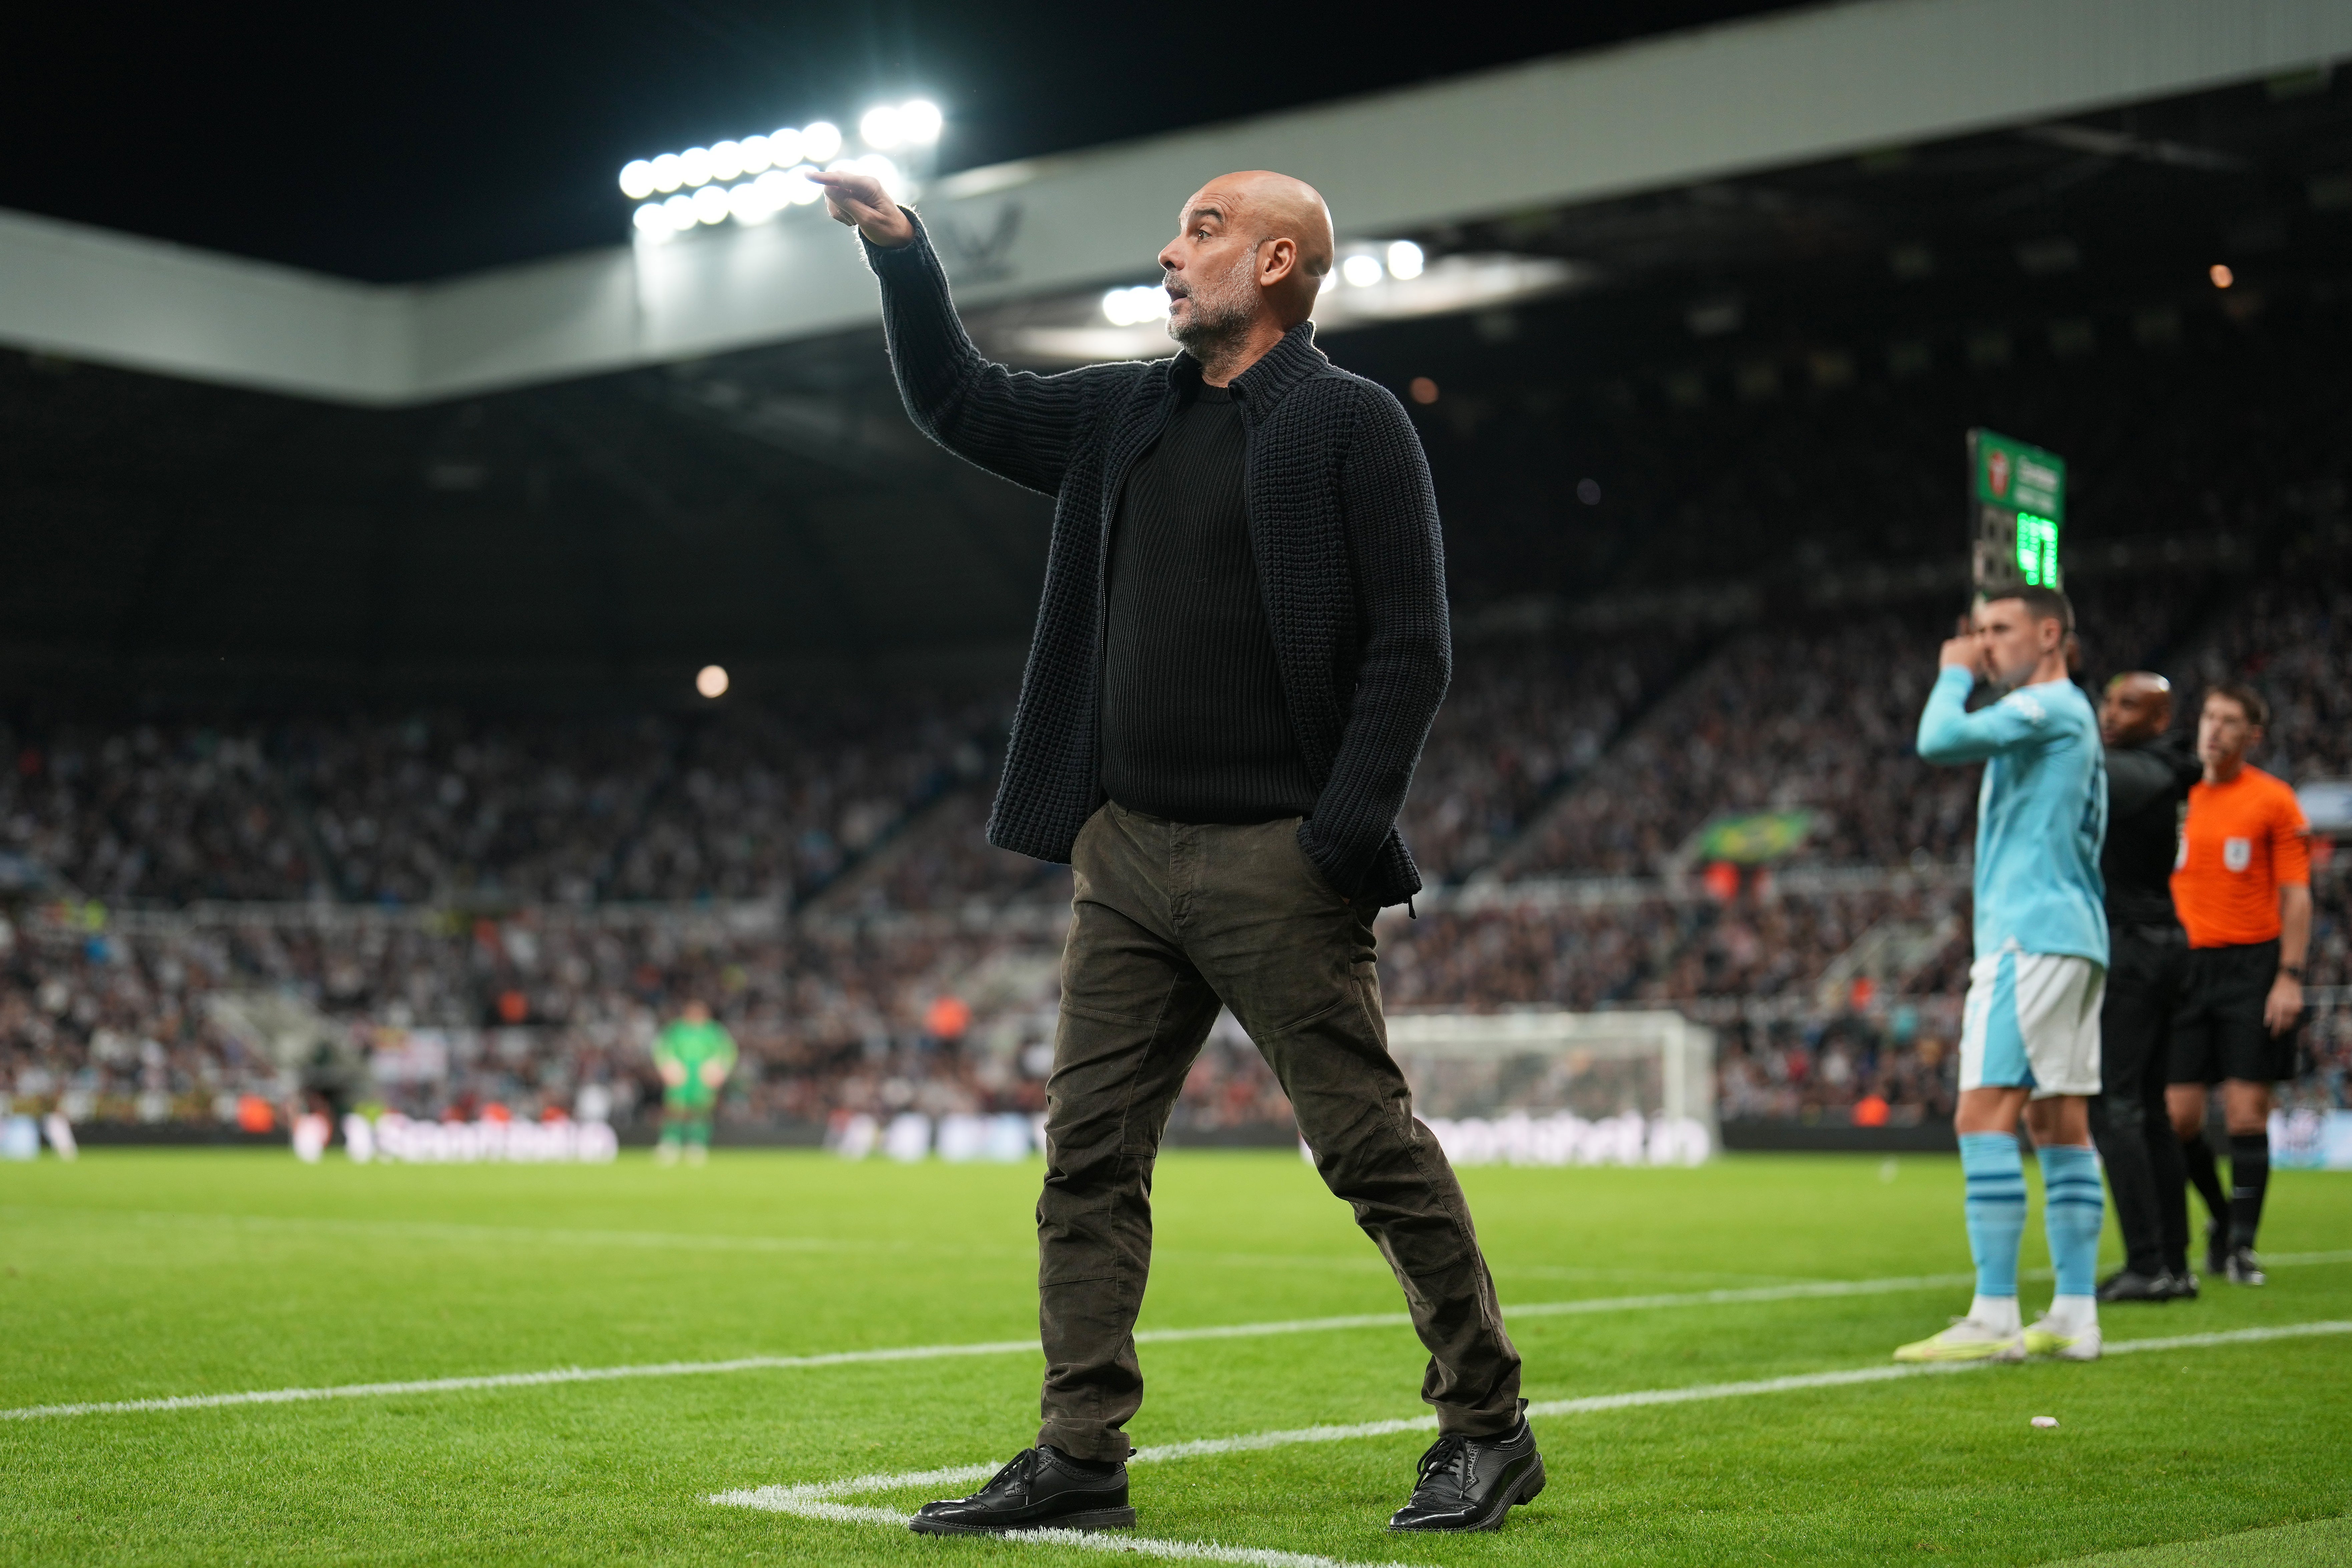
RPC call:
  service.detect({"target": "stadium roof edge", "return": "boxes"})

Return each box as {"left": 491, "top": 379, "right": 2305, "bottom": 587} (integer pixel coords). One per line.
{"left": 4, "top": 0, "right": 2346, "bottom": 407}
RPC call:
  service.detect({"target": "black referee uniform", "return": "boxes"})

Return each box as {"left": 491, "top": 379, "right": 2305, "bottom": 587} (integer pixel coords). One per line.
{"left": 2089, "top": 734, "right": 2200, "bottom": 1292}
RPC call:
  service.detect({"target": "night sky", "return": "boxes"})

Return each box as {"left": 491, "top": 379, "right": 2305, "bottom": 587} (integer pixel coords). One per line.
{"left": 7, "top": 1, "right": 1798, "bottom": 282}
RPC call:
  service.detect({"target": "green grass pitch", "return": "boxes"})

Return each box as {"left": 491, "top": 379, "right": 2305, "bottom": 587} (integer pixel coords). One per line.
{"left": 2, "top": 1148, "right": 2346, "bottom": 1565}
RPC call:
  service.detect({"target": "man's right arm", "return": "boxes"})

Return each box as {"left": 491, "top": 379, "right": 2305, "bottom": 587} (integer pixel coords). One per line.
{"left": 818, "top": 171, "right": 1129, "bottom": 496}
{"left": 1916, "top": 666, "right": 2050, "bottom": 764}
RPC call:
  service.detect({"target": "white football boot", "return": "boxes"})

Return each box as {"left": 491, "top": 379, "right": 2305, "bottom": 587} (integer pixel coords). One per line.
{"left": 1894, "top": 1318, "right": 2028, "bottom": 1363}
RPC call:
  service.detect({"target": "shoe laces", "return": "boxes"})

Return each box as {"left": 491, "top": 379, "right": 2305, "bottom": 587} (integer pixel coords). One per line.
{"left": 976, "top": 1448, "right": 1039, "bottom": 1499}
{"left": 1414, "top": 1435, "right": 1475, "bottom": 1493}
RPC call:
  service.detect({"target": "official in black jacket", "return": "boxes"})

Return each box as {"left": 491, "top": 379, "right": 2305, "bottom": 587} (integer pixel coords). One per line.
{"left": 2090, "top": 672, "right": 2203, "bottom": 1300}
{"left": 812, "top": 167, "right": 1537, "bottom": 1537}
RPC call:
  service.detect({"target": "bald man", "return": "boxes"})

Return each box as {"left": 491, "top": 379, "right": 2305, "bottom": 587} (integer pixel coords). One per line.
{"left": 814, "top": 169, "right": 1537, "bottom": 1535}
{"left": 2092, "top": 673, "right": 2202, "bottom": 1299}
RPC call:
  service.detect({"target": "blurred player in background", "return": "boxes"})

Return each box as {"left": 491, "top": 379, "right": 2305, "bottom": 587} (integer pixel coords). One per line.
{"left": 1901, "top": 588, "right": 2108, "bottom": 1363}
{"left": 654, "top": 999, "right": 736, "bottom": 1166}
{"left": 2089, "top": 674, "right": 2202, "bottom": 1302}
{"left": 2166, "top": 684, "right": 2311, "bottom": 1285}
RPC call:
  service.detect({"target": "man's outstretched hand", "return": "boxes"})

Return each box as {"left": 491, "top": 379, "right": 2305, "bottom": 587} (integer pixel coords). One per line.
{"left": 811, "top": 170, "right": 914, "bottom": 249}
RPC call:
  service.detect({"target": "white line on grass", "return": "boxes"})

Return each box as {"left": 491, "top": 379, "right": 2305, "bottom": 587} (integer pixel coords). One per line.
{"left": 711, "top": 1321, "right": 2352, "bottom": 1568}
{"left": 10, "top": 1257, "right": 2348, "bottom": 1423}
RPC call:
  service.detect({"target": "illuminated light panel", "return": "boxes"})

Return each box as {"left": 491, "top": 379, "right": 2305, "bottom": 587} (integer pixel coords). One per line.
{"left": 1101, "top": 285, "right": 1170, "bottom": 326}
{"left": 622, "top": 114, "right": 897, "bottom": 234}
{"left": 2015, "top": 512, "right": 2061, "bottom": 587}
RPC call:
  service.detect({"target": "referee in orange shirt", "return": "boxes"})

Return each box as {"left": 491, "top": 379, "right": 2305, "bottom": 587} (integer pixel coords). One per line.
{"left": 2166, "top": 682, "right": 2313, "bottom": 1286}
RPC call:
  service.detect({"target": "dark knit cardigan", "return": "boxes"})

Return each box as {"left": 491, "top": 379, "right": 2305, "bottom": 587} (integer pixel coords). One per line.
{"left": 863, "top": 217, "right": 1451, "bottom": 906}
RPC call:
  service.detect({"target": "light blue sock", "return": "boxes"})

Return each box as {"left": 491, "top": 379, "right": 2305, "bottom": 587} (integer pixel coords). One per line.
{"left": 2037, "top": 1143, "right": 2104, "bottom": 1299}
{"left": 1960, "top": 1132, "right": 2027, "bottom": 1299}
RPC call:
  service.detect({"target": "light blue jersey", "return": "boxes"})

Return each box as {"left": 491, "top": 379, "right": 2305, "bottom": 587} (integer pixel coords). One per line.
{"left": 1916, "top": 667, "right": 2108, "bottom": 965}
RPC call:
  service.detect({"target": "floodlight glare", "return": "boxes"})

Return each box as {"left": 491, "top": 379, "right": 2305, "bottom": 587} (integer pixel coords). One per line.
{"left": 739, "top": 134, "right": 772, "bottom": 173}
{"left": 619, "top": 159, "right": 657, "bottom": 200}
{"left": 1342, "top": 253, "right": 1384, "bottom": 288}
{"left": 729, "top": 181, "right": 776, "bottom": 224}
{"left": 692, "top": 185, "right": 730, "bottom": 224}
{"left": 662, "top": 193, "right": 696, "bottom": 226}
{"left": 650, "top": 153, "right": 684, "bottom": 192}
{"left": 696, "top": 665, "right": 730, "bottom": 699}
{"left": 710, "top": 139, "right": 744, "bottom": 181}
{"left": 1102, "top": 285, "right": 1168, "bottom": 326}
{"left": 680, "top": 146, "right": 713, "bottom": 187}
{"left": 1386, "top": 240, "right": 1425, "bottom": 280}
{"left": 899, "top": 99, "right": 943, "bottom": 143}
{"left": 769, "top": 127, "right": 804, "bottom": 165}
{"left": 860, "top": 105, "right": 906, "bottom": 150}
{"left": 801, "top": 120, "right": 842, "bottom": 160}
{"left": 633, "top": 202, "right": 674, "bottom": 239}
{"left": 783, "top": 164, "right": 823, "bottom": 204}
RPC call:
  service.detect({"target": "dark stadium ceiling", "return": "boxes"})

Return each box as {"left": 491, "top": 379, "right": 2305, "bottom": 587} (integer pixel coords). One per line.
{"left": 3, "top": 1, "right": 1797, "bottom": 283}
{"left": 3, "top": 71, "right": 2348, "bottom": 705}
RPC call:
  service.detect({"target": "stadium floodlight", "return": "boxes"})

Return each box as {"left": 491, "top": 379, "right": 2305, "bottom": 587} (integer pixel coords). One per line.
{"left": 728, "top": 180, "right": 776, "bottom": 224}
{"left": 696, "top": 665, "right": 730, "bottom": 699}
{"left": 1386, "top": 240, "right": 1425, "bottom": 280}
{"left": 619, "top": 116, "right": 881, "bottom": 233}
{"left": 899, "top": 99, "right": 942, "bottom": 143}
{"left": 860, "top": 105, "right": 906, "bottom": 150}
{"left": 1342, "top": 253, "right": 1384, "bottom": 288}
{"left": 1101, "top": 285, "right": 1169, "bottom": 326}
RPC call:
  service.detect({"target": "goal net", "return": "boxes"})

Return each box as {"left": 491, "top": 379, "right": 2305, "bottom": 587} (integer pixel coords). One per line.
{"left": 1383, "top": 1009, "right": 1716, "bottom": 1167}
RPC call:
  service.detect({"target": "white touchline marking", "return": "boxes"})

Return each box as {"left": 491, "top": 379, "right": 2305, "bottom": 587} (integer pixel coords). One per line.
{"left": 709, "top": 1321, "right": 2352, "bottom": 1568}
{"left": 9, "top": 1256, "right": 2348, "bottom": 1423}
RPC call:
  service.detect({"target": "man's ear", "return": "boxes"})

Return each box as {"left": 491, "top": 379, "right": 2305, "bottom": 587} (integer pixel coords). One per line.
{"left": 1259, "top": 237, "right": 1297, "bottom": 286}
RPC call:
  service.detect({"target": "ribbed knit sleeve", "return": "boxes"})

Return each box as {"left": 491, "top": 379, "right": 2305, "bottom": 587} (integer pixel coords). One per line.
{"left": 862, "top": 217, "right": 1136, "bottom": 496}
{"left": 1297, "top": 383, "right": 1451, "bottom": 896}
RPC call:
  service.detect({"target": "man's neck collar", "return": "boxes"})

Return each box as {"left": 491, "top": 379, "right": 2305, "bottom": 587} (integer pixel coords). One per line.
{"left": 1172, "top": 320, "right": 1321, "bottom": 402}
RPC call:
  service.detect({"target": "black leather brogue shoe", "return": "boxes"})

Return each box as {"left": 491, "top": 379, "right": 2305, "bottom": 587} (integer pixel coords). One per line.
{"left": 908, "top": 1445, "right": 1135, "bottom": 1535}
{"left": 1387, "top": 1418, "right": 1546, "bottom": 1533}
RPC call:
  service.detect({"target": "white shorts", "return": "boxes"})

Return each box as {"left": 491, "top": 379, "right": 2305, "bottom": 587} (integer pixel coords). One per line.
{"left": 1959, "top": 947, "right": 2104, "bottom": 1098}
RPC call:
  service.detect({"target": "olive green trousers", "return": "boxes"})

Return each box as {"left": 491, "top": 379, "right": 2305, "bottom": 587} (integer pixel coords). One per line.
{"left": 1035, "top": 803, "right": 1523, "bottom": 1462}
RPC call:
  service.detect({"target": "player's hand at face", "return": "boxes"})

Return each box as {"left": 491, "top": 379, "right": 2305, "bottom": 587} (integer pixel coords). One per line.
{"left": 2265, "top": 972, "right": 2303, "bottom": 1036}
{"left": 811, "top": 170, "right": 915, "bottom": 248}
{"left": 1938, "top": 633, "right": 1984, "bottom": 674}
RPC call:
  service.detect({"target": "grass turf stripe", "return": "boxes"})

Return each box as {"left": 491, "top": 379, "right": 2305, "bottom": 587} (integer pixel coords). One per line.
{"left": 710, "top": 1322, "right": 2352, "bottom": 1565}
{"left": 9, "top": 1258, "right": 2348, "bottom": 1423}
{"left": 0, "top": 1274, "right": 1967, "bottom": 1421}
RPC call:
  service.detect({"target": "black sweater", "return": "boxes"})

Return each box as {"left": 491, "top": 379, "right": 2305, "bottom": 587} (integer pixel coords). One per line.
{"left": 2104, "top": 736, "right": 2201, "bottom": 929}
{"left": 1100, "top": 382, "right": 1319, "bottom": 823}
{"left": 862, "top": 216, "right": 1451, "bottom": 904}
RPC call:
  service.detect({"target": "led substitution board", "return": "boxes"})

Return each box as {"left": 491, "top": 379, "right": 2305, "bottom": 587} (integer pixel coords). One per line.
{"left": 1968, "top": 428, "right": 2066, "bottom": 599}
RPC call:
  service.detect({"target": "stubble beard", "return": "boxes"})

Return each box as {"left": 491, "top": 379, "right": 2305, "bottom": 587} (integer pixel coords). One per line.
{"left": 1166, "top": 247, "right": 1260, "bottom": 361}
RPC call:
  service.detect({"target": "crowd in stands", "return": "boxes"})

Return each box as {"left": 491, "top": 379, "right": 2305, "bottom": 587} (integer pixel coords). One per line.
{"left": 3, "top": 549, "right": 2347, "bottom": 1140}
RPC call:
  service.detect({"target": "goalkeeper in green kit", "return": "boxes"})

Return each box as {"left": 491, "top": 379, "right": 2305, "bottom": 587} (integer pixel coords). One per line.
{"left": 653, "top": 1000, "right": 736, "bottom": 1165}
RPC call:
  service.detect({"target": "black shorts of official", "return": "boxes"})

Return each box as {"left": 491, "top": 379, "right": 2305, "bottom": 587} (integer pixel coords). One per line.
{"left": 2168, "top": 939, "right": 2297, "bottom": 1086}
